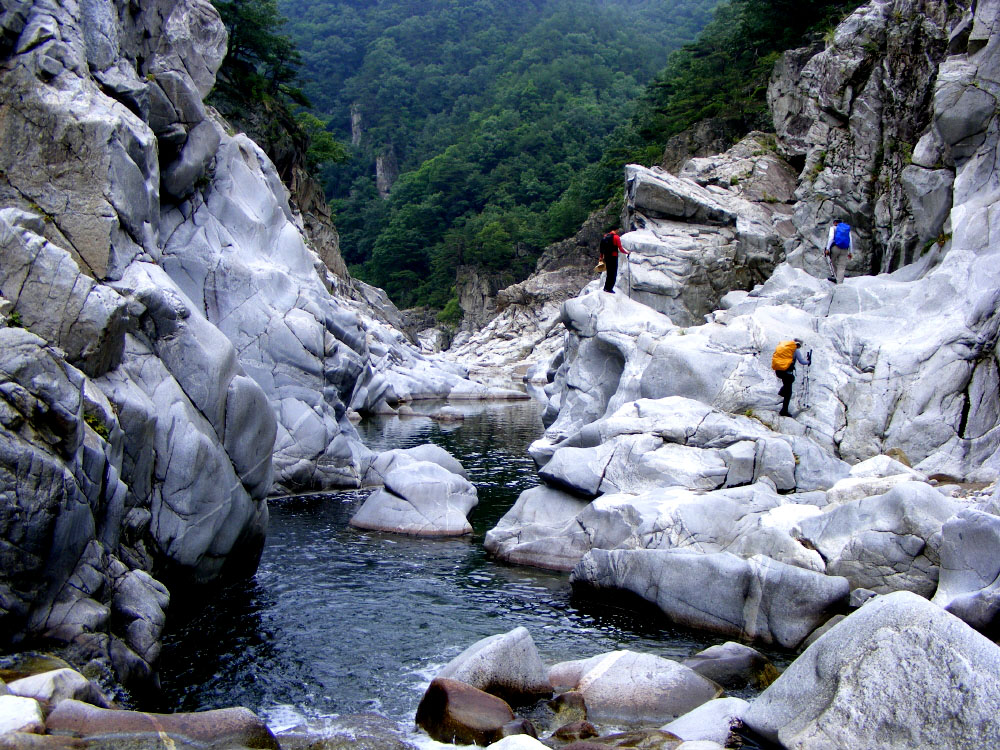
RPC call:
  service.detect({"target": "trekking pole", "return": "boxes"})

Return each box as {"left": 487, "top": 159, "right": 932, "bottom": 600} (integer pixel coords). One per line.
{"left": 627, "top": 253, "right": 632, "bottom": 299}
{"left": 799, "top": 352, "right": 812, "bottom": 411}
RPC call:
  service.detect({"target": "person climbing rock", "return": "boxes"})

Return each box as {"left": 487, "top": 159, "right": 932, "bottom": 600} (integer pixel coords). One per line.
{"left": 772, "top": 338, "right": 811, "bottom": 417}
{"left": 598, "top": 229, "right": 629, "bottom": 294}
{"left": 825, "top": 220, "right": 853, "bottom": 283}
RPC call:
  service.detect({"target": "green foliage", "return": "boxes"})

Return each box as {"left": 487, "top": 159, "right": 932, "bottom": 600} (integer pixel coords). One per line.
{"left": 436, "top": 297, "right": 463, "bottom": 326}
{"left": 280, "top": 0, "right": 720, "bottom": 307}
{"left": 83, "top": 412, "right": 110, "bottom": 440}
{"left": 297, "top": 112, "right": 349, "bottom": 169}
{"left": 629, "top": 0, "right": 865, "bottom": 147}
{"left": 210, "top": 0, "right": 349, "bottom": 174}
{"left": 213, "top": 0, "right": 303, "bottom": 102}
{"left": 6, "top": 310, "right": 22, "bottom": 328}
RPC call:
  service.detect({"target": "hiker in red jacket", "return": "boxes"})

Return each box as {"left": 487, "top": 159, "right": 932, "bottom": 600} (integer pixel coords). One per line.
{"left": 599, "top": 230, "right": 629, "bottom": 294}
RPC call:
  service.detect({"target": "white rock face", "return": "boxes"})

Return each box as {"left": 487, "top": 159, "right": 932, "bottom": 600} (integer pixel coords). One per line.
{"left": 796, "top": 481, "right": 960, "bottom": 596}
{"left": 0, "top": 695, "right": 45, "bottom": 735}
{"left": 661, "top": 697, "right": 749, "bottom": 745}
{"left": 931, "top": 508, "right": 1000, "bottom": 629}
{"left": 743, "top": 591, "right": 1000, "bottom": 749}
{"left": 488, "top": 479, "right": 825, "bottom": 574}
{"left": 349, "top": 461, "right": 478, "bottom": 536}
{"left": 548, "top": 650, "right": 721, "bottom": 724}
{"left": 436, "top": 627, "right": 552, "bottom": 703}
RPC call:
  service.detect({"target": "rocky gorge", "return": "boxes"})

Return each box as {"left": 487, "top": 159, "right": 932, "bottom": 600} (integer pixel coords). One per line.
{"left": 1, "top": 0, "right": 1000, "bottom": 749}
{"left": 0, "top": 0, "right": 520, "bottom": 704}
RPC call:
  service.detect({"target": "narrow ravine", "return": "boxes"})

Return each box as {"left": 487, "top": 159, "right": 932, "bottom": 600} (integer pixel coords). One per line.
{"left": 155, "top": 400, "right": 749, "bottom": 735}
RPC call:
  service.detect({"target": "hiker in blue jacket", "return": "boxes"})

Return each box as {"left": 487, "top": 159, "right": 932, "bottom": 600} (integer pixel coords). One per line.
{"left": 825, "top": 221, "right": 853, "bottom": 283}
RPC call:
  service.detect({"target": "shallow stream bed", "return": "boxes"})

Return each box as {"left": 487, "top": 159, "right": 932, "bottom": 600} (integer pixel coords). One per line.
{"left": 157, "top": 399, "right": 763, "bottom": 738}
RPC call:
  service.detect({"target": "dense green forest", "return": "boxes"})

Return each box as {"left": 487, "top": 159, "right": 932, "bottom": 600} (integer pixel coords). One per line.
{"left": 214, "top": 0, "right": 865, "bottom": 315}
{"left": 277, "top": 0, "right": 720, "bottom": 309}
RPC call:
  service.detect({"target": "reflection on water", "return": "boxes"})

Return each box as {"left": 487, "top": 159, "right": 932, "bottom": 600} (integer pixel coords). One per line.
{"left": 157, "top": 400, "right": 731, "bottom": 728}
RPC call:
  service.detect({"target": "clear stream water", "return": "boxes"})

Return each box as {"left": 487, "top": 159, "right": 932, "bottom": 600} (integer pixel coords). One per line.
{"left": 156, "top": 399, "right": 753, "bottom": 735}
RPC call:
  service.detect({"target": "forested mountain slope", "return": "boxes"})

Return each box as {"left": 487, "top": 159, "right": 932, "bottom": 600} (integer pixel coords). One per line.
{"left": 279, "top": 0, "right": 720, "bottom": 308}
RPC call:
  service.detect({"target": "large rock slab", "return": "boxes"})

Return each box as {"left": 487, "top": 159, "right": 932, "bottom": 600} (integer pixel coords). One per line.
{"left": 572, "top": 549, "right": 848, "bottom": 648}
{"left": 931, "top": 508, "right": 1000, "bottom": 629}
{"left": 46, "top": 700, "right": 278, "bottom": 749}
{"left": 486, "top": 479, "right": 825, "bottom": 575}
{"left": 436, "top": 627, "right": 552, "bottom": 705}
{"left": 349, "top": 461, "right": 478, "bottom": 536}
{"left": 484, "top": 485, "right": 593, "bottom": 571}
{"left": 548, "top": 651, "right": 721, "bottom": 724}
{"left": 796, "top": 481, "right": 959, "bottom": 596}
{"left": 743, "top": 591, "right": 1000, "bottom": 749}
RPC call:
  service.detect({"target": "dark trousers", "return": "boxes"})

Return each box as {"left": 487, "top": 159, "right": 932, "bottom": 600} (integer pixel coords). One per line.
{"left": 603, "top": 253, "right": 618, "bottom": 292}
{"left": 776, "top": 369, "right": 795, "bottom": 415}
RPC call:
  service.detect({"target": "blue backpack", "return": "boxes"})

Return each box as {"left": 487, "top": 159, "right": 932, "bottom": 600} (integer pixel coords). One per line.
{"left": 833, "top": 222, "right": 851, "bottom": 248}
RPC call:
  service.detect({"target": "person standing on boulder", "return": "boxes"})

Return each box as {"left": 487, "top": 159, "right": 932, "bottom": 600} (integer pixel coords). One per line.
{"left": 772, "top": 338, "right": 811, "bottom": 417}
{"left": 598, "top": 230, "right": 629, "bottom": 294}
{"left": 824, "top": 220, "right": 853, "bottom": 283}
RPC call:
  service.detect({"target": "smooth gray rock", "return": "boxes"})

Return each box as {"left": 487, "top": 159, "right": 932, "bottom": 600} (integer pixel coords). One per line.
{"left": 0, "top": 209, "right": 131, "bottom": 377}
{"left": 0, "top": 695, "right": 44, "bottom": 735}
{"left": 571, "top": 549, "right": 849, "bottom": 648}
{"left": 437, "top": 627, "right": 552, "bottom": 704}
{"left": 349, "top": 461, "right": 478, "bottom": 536}
{"left": 485, "top": 479, "right": 825, "bottom": 575}
{"left": 681, "top": 642, "right": 778, "bottom": 690}
{"left": 548, "top": 650, "right": 722, "bottom": 724}
{"left": 743, "top": 591, "right": 1000, "bottom": 749}
{"left": 484, "top": 485, "right": 592, "bottom": 571}
{"left": 7, "top": 668, "right": 107, "bottom": 708}
{"left": 796, "top": 481, "right": 959, "bottom": 596}
{"left": 931, "top": 508, "right": 1000, "bottom": 630}
{"left": 661, "top": 697, "right": 749, "bottom": 745}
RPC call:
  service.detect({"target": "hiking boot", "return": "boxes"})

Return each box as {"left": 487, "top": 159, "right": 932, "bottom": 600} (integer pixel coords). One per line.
{"left": 779, "top": 409, "right": 791, "bottom": 417}
{"left": 826, "top": 276, "right": 836, "bottom": 283}
{"left": 604, "top": 290, "right": 615, "bottom": 294}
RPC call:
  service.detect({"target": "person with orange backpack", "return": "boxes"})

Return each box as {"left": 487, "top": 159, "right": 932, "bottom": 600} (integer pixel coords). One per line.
{"left": 772, "top": 338, "right": 811, "bottom": 417}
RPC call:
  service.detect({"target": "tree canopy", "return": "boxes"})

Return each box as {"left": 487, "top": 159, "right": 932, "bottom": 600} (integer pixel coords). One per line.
{"left": 279, "top": 0, "right": 719, "bottom": 308}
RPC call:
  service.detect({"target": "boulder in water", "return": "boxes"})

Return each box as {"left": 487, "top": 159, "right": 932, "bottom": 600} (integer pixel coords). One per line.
{"left": 436, "top": 627, "right": 552, "bottom": 705}
{"left": 415, "top": 678, "right": 516, "bottom": 746}
{"left": 547, "top": 651, "right": 721, "bottom": 724}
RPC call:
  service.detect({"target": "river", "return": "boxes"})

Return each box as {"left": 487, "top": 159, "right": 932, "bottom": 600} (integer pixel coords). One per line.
{"left": 156, "top": 399, "right": 741, "bottom": 737}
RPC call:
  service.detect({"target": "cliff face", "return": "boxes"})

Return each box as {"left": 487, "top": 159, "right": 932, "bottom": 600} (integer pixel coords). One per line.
{"left": 530, "top": 0, "right": 999, "bottom": 479}
{"left": 0, "top": 0, "right": 503, "bottom": 688}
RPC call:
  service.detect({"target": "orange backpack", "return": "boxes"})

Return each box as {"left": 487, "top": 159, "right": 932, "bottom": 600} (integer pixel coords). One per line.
{"left": 772, "top": 340, "right": 798, "bottom": 371}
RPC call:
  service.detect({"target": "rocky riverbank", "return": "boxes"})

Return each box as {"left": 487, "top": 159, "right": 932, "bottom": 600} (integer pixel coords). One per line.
{"left": 434, "top": 0, "right": 1000, "bottom": 745}
{"left": 0, "top": 0, "right": 520, "bottom": 695}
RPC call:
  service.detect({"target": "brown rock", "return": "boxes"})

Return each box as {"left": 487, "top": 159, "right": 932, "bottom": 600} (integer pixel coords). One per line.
{"left": 45, "top": 700, "right": 278, "bottom": 750}
{"left": 500, "top": 718, "right": 538, "bottom": 739}
{"left": 553, "top": 721, "right": 599, "bottom": 742}
{"left": 564, "top": 729, "right": 683, "bottom": 750}
{"left": 415, "top": 677, "right": 516, "bottom": 746}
